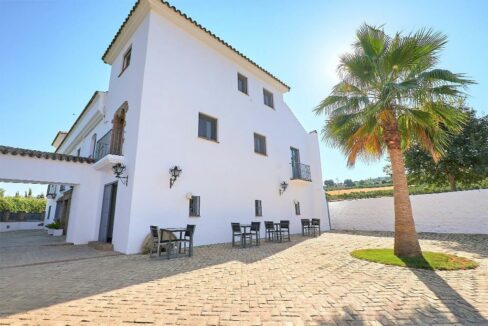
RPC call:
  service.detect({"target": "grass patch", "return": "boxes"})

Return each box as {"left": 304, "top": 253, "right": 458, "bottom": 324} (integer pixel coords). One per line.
{"left": 351, "top": 248, "right": 478, "bottom": 270}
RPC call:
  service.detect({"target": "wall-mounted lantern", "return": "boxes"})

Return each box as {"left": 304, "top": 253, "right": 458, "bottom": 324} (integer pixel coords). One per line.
{"left": 112, "top": 163, "right": 129, "bottom": 186}
{"left": 279, "top": 181, "right": 288, "bottom": 196}
{"left": 46, "top": 185, "right": 57, "bottom": 199}
{"left": 169, "top": 165, "right": 182, "bottom": 188}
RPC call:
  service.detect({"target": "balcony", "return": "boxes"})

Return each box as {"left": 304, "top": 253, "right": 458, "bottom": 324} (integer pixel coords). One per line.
{"left": 94, "top": 130, "right": 113, "bottom": 162}
{"left": 93, "top": 130, "right": 124, "bottom": 170}
{"left": 290, "top": 162, "right": 311, "bottom": 182}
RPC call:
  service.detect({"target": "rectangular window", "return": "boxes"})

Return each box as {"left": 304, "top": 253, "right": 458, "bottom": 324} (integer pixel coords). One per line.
{"left": 47, "top": 206, "right": 52, "bottom": 220}
{"left": 121, "top": 46, "right": 132, "bottom": 73}
{"left": 237, "top": 73, "right": 248, "bottom": 94}
{"left": 263, "top": 89, "right": 274, "bottom": 108}
{"left": 198, "top": 113, "right": 218, "bottom": 141}
{"left": 77, "top": 148, "right": 81, "bottom": 157}
{"left": 254, "top": 133, "right": 267, "bottom": 155}
{"left": 255, "top": 200, "right": 262, "bottom": 217}
{"left": 294, "top": 202, "right": 301, "bottom": 215}
{"left": 189, "top": 196, "right": 200, "bottom": 217}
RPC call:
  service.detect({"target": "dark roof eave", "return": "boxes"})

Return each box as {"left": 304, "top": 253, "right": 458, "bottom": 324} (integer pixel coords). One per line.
{"left": 101, "top": 0, "right": 290, "bottom": 91}
{"left": 0, "top": 146, "right": 94, "bottom": 164}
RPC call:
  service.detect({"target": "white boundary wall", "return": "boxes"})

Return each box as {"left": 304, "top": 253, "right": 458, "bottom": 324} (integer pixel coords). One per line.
{"left": 0, "top": 222, "right": 44, "bottom": 232}
{"left": 329, "top": 189, "right": 488, "bottom": 234}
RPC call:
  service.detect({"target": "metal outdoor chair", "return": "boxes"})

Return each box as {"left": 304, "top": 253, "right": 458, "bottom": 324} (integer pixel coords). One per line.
{"left": 178, "top": 224, "right": 196, "bottom": 256}
{"left": 264, "top": 221, "right": 276, "bottom": 242}
{"left": 250, "top": 222, "right": 261, "bottom": 246}
{"left": 276, "top": 220, "right": 291, "bottom": 242}
{"left": 149, "top": 225, "right": 177, "bottom": 257}
{"left": 311, "top": 218, "right": 321, "bottom": 237}
{"left": 301, "top": 219, "right": 312, "bottom": 236}
{"left": 231, "top": 223, "right": 251, "bottom": 248}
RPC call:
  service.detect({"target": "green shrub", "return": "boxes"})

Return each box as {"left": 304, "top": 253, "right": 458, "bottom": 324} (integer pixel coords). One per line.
{"left": 0, "top": 197, "right": 46, "bottom": 213}
{"left": 327, "top": 180, "right": 488, "bottom": 202}
{"left": 46, "top": 220, "right": 61, "bottom": 229}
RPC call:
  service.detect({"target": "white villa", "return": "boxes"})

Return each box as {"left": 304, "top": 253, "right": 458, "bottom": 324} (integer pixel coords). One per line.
{"left": 0, "top": 0, "right": 329, "bottom": 254}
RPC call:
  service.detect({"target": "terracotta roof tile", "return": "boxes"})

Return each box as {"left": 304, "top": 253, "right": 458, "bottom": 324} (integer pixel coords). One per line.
{"left": 102, "top": 0, "right": 290, "bottom": 91}
{"left": 0, "top": 146, "right": 94, "bottom": 164}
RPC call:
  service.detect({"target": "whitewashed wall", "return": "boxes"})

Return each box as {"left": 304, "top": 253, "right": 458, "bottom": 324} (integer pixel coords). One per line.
{"left": 329, "top": 189, "right": 488, "bottom": 234}
{"left": 0, "top": 222, "right": 44, "bottom": 232}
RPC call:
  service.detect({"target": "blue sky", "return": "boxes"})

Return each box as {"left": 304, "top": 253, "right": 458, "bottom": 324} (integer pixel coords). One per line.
{"left": 0, "top": 0, "right": 487, "bottom": 195}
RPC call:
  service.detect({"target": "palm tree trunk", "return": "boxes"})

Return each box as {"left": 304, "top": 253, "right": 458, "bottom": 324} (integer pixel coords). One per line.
{"left": 447, "top": 174, "right": 457, "bottom": 191}
{"left": 385, "top": 125, "right": 422, "bottom": 257}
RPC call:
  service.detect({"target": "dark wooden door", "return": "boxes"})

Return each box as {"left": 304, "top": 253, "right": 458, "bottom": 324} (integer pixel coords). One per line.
{"left": 99, "top": 183, "right": 117, "bottom": 243}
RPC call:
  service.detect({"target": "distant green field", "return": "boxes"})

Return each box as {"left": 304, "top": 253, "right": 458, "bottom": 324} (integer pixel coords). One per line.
{"left": 326, "top": 181, "right": 488, "bottom": 202}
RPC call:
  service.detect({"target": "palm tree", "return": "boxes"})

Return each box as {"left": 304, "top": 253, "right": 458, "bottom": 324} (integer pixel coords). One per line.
{"left": 315, "top": 24, "right": 474, "bottom": 257}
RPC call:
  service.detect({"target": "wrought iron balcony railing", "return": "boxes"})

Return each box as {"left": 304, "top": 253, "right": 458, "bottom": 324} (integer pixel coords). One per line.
{"left": 94, "top": 130, "right": 113, "bottom": 162}
{"left": 291, "top": 162, "right": 312, "bottom": 182}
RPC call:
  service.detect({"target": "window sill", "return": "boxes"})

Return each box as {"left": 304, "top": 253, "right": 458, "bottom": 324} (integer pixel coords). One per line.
{"left": 254, "top": 152, "right": 267, "bottom": 157}
{"left": 198, "top": 136, "right": 219, "bottom": 144}
{"left": 118, "top": 66, "right": 129, "bottom": 78}
{"left": 189, "top": 215, "right": 200, "bottom": 218}
{"left": 238, "top": 90, "right": 249, "bottom": 96}
{"left": 264, "top": 104, "right": 275, "bottom": 110}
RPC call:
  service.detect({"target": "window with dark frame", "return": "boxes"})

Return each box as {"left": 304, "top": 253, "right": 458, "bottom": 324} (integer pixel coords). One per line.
{"left": 254, "top": 133, "right": 267, "bottom": 155}
{"left": 198, "top": 113, "right": 218, "bottom": 141}
{"left": 237, "top": 73, "right": 248, "bottom": 94}
{"left": 263, "top": 89, "right": 274, "bottom": 108}
{"left": 77, "top": 148, "right": 81, "bottom": 157}
{"left": 255, "top": 200, "right": 262, "bottom": 217}
{"left": 47, "top": 206, "right": 52, "bottom": 220}
{"left": 294, "top": 201, "right": 301, "bottom": 215}
{"left": 121, "top": 47, "right": 132, "bottom": 73}
{"left": 189, "top": 196, "right": 200, "bottom": 216}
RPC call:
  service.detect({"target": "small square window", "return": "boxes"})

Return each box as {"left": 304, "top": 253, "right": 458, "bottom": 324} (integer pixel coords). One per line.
{"left": 189, "top": 196, "right": 200, "bottom": 217}
{"left": 237, "top": 73, "right": 248, "bottom": 94}
{"left": 121, "top": 47, "right": 131, "bottom": 73}
{"left": 294, "top": 202, "right": 301, "bottom": 215}
{"left": 255, "top": 200, "right": 262, "bottom": 217}
{"left": 254, "top": 133, "right": 267, "bottom": 155}
{"left": 263, "top": 89, "right": 274, "bottom": 108}
{"left": 198, "top": 113, "right": 218, "bottom": 141}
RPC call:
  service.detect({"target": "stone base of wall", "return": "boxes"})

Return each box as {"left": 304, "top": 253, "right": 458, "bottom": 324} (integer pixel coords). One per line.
{"left": 329, "top": 189, "right": 488, "bottom": 234}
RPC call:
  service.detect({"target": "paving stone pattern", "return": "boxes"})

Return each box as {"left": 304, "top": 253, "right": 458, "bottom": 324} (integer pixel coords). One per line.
{"left": 0, "top": 231, "right": 487, "bottom": 325}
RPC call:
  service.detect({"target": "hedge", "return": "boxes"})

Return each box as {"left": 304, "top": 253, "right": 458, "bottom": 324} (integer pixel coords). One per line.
{"left": 326, "top": 180, "right": 488, "bottom": 202}
{"left": 0, "top": 197, "right": 47, "bottom": 213}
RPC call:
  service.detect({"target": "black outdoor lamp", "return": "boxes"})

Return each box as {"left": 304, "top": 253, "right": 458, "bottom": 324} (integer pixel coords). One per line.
{"left": 112, "top": 163, "right": 129, "bottom": 186}
{"left": 279, "top": 181, "right": 288, "bottom": 196}
{"left": 169, "top": 165, "right": 182, "bottom": 188}
{"left": 46, "top": 185, "right": 57, "bottom": 199}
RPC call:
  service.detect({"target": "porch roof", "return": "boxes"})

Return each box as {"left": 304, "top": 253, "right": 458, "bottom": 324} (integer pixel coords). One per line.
{"left": 0, "top": 145, "right": 94, "bottom": 164}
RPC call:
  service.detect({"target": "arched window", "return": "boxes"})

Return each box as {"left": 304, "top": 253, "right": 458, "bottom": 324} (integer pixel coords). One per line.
{"left": 110, "top": 102, "right": 128, "bottom": 156}
{"left": 90, "top": 133, "right": 97, "bottom": 158}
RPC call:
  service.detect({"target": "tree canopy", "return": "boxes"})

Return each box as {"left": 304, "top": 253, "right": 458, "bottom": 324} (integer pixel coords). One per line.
{"left": 405, "top": 108, "right": 488, "bottom": 190}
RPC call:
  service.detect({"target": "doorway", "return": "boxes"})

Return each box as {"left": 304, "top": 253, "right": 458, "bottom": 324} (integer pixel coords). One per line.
{"left": 290, "top": 147, "right": 301, "bottom": 178}
{"left": 99, "top": 182, "right": 117, "bottom": 243}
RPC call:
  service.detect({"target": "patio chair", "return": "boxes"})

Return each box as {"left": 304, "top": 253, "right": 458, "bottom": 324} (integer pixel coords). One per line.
{"left": 311, "top": 218, "right": 321, "bottom": 237}
{"left": 231, "top": 223, "right": 251, "bottom": 248}
{"left": 301, "top": 219, "right": 312, "bottom": 236}
{"left": 149, "top": 226, "right": 177, "bottom": 257}
{"left": 178, "top": 224, "right": 196, "bottom": 257}
{"left": 276, "top": 220, "right": 291, "bottom": 242}
{"left": 149, "top": 225, "right": 163, "bottom": 257}
{"left": 264, "top": 221, "right": 276, "bottom": 242}
{"left": 250, "top": 222, "right": 261, "bottom": 246}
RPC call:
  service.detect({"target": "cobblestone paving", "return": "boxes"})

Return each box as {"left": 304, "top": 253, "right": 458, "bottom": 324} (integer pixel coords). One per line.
{"left": 0, "top": 231, "right": 486, "bottom": 325}
{"left": 0, "top": 230, "right": 118, "bottom": 268}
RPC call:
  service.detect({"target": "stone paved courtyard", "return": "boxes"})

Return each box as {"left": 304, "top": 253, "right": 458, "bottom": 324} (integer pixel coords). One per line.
{"left": 0, "top": 231, "right": 487, "bottom": 325}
